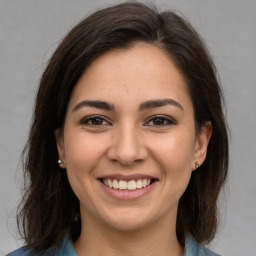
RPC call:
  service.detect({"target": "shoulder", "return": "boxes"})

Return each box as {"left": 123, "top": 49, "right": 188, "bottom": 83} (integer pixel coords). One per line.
{"left": 6, "top": 236, "right": 77, "bottom": 256}
{"left": 185, "top": 236, "right": 221, "bottom": 256}
{"left": 6, "top": 246, "right": 57, "bottom": 256}
{"left": 6, "top": 246, "right": 31, "bottom": 256}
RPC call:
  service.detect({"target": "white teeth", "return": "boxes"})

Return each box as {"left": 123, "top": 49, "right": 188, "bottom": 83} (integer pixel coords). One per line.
{"left": 128, "top": 180, "right": 136, "bottom": 190}
{"left": 102, "top": 178, "right": 152, "bottom": 190}
{"left": 108, "top": 179, "right": 113, "bottom": 188}
{"left": 113, "top": 179, "right": 119, "bottom": 189}
{"left": 119, "top": 180, "right": 128, "bottom": 190}
{"left": 142, "top": 179, "right": 147, "bottom": 188}
{"left": 136, "top": 179, "right": 142, "bottom": 188}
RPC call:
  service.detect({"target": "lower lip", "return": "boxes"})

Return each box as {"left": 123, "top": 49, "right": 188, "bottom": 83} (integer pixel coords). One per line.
{"left": 98, "top": 180, "right": 157, "bottom": 200}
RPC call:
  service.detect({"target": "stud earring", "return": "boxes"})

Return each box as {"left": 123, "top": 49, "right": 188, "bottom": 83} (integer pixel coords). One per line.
{"left": 195, "top": 162, "right": 200, "bottom": 169}
{"left": 57, "top": 159, "right": 65, "bottom": 168}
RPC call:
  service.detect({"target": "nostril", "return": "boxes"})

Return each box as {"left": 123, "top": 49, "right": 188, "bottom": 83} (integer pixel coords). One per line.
{"left": 106, "top": 138, "right": 148, "bottom": 166}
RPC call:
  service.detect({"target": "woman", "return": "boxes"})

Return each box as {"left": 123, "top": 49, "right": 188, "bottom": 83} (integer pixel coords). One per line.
{"left": 7, "top": 2, "right": 228, "bottom": 256}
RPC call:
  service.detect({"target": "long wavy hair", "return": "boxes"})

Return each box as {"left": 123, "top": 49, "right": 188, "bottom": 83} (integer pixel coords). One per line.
{"left": 18, "top": 1, "right": 229, "bottom": 252}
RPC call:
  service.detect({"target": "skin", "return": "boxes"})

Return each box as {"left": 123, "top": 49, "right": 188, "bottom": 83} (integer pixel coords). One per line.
{"left": 55, "top": 43, "right": 212, "bottom": 256}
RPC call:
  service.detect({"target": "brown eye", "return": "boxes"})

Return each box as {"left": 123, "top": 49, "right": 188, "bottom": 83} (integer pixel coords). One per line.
{"left": 145, "top": 115, "right": 176, "bottom": 127}
{"left": 91, "top": 117, "right": 104, "bottom": 125}
{"left": 81, "top": 116, "right": 109, "bottom": 126}
{"left": 152, "top": 118, "right": 166, "bottom": 125}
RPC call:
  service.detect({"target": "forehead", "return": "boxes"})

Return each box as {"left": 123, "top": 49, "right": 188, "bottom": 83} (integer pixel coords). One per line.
{"left": 68, "top": 43, "right": 192, "bottom": 110}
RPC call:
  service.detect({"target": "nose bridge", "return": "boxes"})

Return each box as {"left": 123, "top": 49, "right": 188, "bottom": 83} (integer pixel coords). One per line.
{"left": 107, "top": 120, "right": 147, "bottom": 165}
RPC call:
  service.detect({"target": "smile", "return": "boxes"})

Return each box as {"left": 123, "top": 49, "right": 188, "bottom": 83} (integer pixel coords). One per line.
{"left": 98, "top": 174, "right": 158, "bottom": 199}
{"left": 102, "top": 178, "right": 152, "bottom": 190}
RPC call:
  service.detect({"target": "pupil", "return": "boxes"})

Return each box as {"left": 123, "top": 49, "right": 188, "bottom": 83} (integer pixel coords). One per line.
{"left": 153, "top": 118, "right": 164, "bottom": 125}
{"left": 92, "top": 118, "right": 103, "bottom": 125}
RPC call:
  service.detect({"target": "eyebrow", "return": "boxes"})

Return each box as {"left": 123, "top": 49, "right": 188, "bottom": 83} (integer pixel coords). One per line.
{"left": 139, "top": 98, "right": 184, "bottom": 111}
{"left": 72, "top": 98, "right": 184, "bottom": 112}
{"left": 72, "top": 100, "right": 115, "bottom": 112}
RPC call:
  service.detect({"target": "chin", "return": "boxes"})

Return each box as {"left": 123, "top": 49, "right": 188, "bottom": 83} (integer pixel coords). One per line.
{"left": 97, "top": 206, "right": 163, "bottom": 232}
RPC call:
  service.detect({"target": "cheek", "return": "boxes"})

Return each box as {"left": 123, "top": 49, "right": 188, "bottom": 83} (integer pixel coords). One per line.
{"left": 150, "top": 130, "right": 195, "bottom": 168}
{"left": 64, "top": 131, "right": 108, "bottom": 175}
{"left": 63, "top": 131, "right": 110, "bottom": 208}
{"left": 148, "top": 130, "right": 195, "bottom": 188}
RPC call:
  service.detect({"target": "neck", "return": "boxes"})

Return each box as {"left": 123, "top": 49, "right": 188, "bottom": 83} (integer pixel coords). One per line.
{"left": 74, "top": 212, "right": 184, "bottom": 256}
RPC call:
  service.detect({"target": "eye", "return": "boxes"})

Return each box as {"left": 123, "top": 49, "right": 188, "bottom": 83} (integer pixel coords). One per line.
{"left": 80, "top": 115, "right": 110, "bottom": 126}
{"left": 145, "top": 115, "right": 176, "bottom": 126}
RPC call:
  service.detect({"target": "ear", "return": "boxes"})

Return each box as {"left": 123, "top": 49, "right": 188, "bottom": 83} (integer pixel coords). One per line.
{"left": 192, "top": 121, "right": 212, "bottom": 170}
{"left": 54, "top": 128, "right": 66, "bottom": 169}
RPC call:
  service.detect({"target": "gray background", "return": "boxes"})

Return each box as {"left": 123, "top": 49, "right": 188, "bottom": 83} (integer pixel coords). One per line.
{"left": 0, "top": 0, "right": 255, "bottom": 255}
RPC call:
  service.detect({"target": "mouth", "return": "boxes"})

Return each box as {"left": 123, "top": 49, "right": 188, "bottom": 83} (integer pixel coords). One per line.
{"left": 99, "top": 178, "right": 157, "bottom": 190}
{"left": 97, "top": 174, "right": 159, "bottom": 199}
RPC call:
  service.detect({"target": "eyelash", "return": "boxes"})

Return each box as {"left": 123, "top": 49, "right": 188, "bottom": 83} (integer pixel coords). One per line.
{"left": 80, "top": 115, "right": 110, "bottom": 126}
{"left": 79, "top": 115, "right": 176, "bottom": 127}
{"left": 144, "top": 115, "right": 177, "bottom": 127}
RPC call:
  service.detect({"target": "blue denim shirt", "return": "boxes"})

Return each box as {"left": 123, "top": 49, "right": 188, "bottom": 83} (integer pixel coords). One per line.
{"left": 7, "top": 236, "right": 220, "bottom": 256}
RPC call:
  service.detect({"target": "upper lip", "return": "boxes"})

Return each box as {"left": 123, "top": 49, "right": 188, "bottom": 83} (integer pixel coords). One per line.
{"left": 98, "top": 174, "right": 158, "bottom": 181}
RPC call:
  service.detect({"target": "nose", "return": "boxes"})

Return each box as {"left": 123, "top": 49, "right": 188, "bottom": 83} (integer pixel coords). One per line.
{"left": 107, "top": 123, "right": 147, "bottom": 166}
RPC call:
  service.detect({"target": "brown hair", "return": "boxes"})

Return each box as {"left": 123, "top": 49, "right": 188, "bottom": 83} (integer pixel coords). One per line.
{"left": 18, "top": 1, "right": 228, "bottom": 252}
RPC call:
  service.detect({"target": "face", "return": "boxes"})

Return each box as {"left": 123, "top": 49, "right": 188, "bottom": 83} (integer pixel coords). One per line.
{"left": 55, "top": 43, "right": 211, "bottom": 232}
